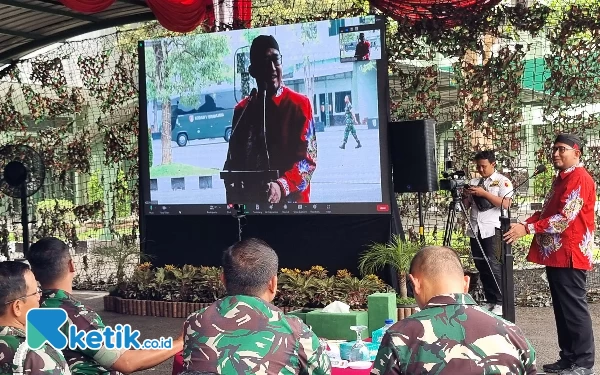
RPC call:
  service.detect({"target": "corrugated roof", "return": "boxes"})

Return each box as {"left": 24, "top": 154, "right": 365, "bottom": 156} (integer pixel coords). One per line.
{"left": 0, "top": 0, "right": 156, "bottom": 64}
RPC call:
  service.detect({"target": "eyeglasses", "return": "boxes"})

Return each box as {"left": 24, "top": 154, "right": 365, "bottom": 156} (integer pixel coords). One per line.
{"left": 552, "top": 146, "right": 576, "bottom": 154}
{"left": 261, "top": 54, "right": 282, "bottom": 67}
{"left": 3, "top": 286, "right": 42, "bottom": 305}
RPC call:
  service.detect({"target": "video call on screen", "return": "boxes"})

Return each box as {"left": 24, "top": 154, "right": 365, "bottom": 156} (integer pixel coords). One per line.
{"left": 141, "top": 16, "right": 391, "bottom": 215}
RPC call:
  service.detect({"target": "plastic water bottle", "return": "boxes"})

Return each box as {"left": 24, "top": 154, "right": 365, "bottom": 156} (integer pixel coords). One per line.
{"left": 381, "top": 318, "right": 394, "bottom": 334}
{"left": 372, "top": 318, "right": 395, "bottom": 345}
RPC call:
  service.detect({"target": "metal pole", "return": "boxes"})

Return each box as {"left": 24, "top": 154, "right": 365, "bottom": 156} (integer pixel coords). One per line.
{"left": 500, "top": 212, "right": 516, "bottom": 323}
{"left": 390, "top": 191, "right": 405, "bottom": 292}
{"left": 417, "top": 193, "right": 425, "bottom": 244}
{"left": 21, "top": 184, "right": 29, "bottom": 256}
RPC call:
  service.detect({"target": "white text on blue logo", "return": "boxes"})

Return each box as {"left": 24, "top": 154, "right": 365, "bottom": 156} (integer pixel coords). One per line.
{"left": 68, "top": 324, "right": 173, "bottom": 350}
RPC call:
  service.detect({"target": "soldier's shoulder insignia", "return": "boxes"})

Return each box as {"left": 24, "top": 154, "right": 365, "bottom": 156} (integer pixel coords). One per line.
{"left": 490, "top": 181, "right": 500, "bottom": 187}
{"left": 505, "top": 181, "right": 510, "bottom": 187}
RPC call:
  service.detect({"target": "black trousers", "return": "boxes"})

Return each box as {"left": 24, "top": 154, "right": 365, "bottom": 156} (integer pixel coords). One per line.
{"left": 546, "top": 266, "right": 595, "bottom": 369}
{"left": 470, "top": 234, "right": 502, "bottom": 305}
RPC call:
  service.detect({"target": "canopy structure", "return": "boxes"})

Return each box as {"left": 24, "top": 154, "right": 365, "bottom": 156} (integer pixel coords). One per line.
{"left": 0, "top": 0, "right": 500, "bottom": 65}
{"left": 0, "top": 0, "right": 155, "bottom": 64}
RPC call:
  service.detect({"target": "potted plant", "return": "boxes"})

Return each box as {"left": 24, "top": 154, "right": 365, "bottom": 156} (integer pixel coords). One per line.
{"left": 275, "top": 268, "right": 316, "bottom": 312}
{"left": 105, "top": 265, "right": 393, "bottom": 318}
{"left": 358, "top": 234, "right": 421, "bottom": 319}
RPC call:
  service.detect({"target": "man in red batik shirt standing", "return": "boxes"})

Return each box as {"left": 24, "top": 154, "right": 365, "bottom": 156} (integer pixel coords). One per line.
{"left": 224, "top": 35, "right": 317, "bottom": 204}
{"left": 354, "top": 33, "right": 370, "bottom": 61}
{"left": 504, "top": 133, "right": 595, "bottom": 375}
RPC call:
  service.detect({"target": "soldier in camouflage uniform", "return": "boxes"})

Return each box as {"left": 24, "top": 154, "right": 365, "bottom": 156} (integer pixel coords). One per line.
{"left": 183, "top": 238, "right": 331, "bottom": 374}
{"left": 339, "top": 95, "right": 361, "bottom": 149}
{"left": 27, "top": 237, "right": 184, "bottom": 375}
{"left": 0, "top": 261, "right": 71, "bottom": 375}
{"left": 40, "top": 289, "right": 127, "bottom": 375}
{"left": 372, "top": 246, "right": 537, "bottom": 375}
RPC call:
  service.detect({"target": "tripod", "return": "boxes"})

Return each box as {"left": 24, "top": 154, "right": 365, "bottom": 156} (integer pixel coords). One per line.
{"left": 442, "top": 187, "right": 502, "bottom": 305}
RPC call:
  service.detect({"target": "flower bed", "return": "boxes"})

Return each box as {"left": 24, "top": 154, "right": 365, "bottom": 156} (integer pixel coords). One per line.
{"left": 105, "top": 264, "right": 393, "bottom": 317}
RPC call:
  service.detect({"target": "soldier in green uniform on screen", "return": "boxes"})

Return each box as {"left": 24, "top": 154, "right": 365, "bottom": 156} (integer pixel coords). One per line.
{"left": 339, "top": 95, "right": 362, "bottom": 149}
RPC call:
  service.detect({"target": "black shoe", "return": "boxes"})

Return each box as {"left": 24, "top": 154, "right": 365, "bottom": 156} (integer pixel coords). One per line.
{"left": 339, "top": 143, "right": 346, "bottom": 149}
{"left": 543, "top": 360, "right": 572, "bottom": 373}
{"left": 355, "top": 141, "right": 362, "bottom": 148}
{"left": 559, "top": 365, "right": 594, "bottom": 375}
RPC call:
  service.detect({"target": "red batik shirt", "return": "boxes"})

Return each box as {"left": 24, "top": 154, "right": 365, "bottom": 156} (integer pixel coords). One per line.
{"left": 525, "top": 163, "right": 596, "bottom": 270}
{"left": 225, "top": 86, "right": 317, "bottom": 203}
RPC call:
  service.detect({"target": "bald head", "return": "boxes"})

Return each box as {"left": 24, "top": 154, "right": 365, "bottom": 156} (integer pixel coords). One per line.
{"left": 410, "top": 246, "right": 464, "bottom": 281}
{"left": 409, "top": 246, "right": 468, "bottom": 308}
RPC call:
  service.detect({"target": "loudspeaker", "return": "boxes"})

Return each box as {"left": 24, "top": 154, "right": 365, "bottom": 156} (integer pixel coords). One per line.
{"left": 389, "top": 119, "right": 439, "bottom": 193}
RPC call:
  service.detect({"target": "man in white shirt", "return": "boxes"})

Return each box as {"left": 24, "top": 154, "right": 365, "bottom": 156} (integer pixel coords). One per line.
{"left": 462, "top": 150, "right": 514, "bottom": 315}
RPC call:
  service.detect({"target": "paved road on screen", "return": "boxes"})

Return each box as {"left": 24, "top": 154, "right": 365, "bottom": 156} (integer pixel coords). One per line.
{"left": 150, "top": 127, "right": 383, "bottom": 204}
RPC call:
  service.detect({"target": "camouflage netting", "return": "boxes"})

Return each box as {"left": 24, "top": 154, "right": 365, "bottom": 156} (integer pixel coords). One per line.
{"left": 383, "top": 0, "right": 600, "bottom": 306}
{"left": 0, "top": 0, "right": 599, "bottom": 304}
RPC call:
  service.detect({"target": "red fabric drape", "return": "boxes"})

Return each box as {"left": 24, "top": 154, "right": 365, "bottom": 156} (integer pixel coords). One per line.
{"left": 60, "top": 0, "right": 115, "bottom": 13}
{"left": 60, "top": 0, "right": 252, "bottom": 33}
{"left": 370, "top": 0, "right": 502, "bottom": 28}
{"left": 233, "top": 0, "right": 252, "bottom": 28}
{"left": 146, "top": 0, "right": 215, "bottom": 33}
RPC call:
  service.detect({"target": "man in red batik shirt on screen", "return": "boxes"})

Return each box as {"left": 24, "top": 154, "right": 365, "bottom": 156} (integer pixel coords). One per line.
{"left": 354, "top": 33, "right": 370, "bottom": 61}
{"left": 504, "top": 133, "right": 596, "bottom": 375}
{"left": 223, "top": 35, "right": 317, "bottom": 204}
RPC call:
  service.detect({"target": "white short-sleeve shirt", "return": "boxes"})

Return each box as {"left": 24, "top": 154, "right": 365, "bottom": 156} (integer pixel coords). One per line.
{"left": 466, "top": 171, "right": 514, "bottom": 239}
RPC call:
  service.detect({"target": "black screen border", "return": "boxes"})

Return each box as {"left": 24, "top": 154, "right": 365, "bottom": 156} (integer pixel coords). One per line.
{"left": 138, "top": 15, "right": 392, "bottom": 216}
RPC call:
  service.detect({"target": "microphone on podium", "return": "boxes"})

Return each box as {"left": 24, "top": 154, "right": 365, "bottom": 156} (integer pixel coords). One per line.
{"left": 500, "top": 164, "right": 547, "bottom": 218}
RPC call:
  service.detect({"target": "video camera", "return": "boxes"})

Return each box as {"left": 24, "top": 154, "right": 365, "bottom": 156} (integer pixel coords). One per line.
{"left": 439, "top": 170, "right": 467, "bottom": 191}
{"left": 439, "top": 159, "right": 467, "bottom": 192}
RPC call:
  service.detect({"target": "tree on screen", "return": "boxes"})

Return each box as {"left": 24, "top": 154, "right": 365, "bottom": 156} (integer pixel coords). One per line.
{"left": 144, "top": 34, "right": 232, "bottom": 165}
{"left": 237, "top": 29, "right": 261, "bottom": 98}
{"left": 298, "top": 22, "right": 318, "bottom": 121}
{"left": 242, "top": 29, "right": 261, "bottom": 45}
{"left": 339, "top": 31, "right": 356, "bottom": 52}
{"left": 116, "top": 22, "right": 191, "bottom": 137}
{"left": 359, "top": 60, "right": 376, "bottom": 73}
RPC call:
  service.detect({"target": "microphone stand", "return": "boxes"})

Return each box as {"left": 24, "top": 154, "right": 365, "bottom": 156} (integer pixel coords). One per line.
{"left": 500, "top": 199, "right": 515, "bottom": 323}
{"left": 499, "top": 165, "right": 545, "bottom": 323}
{"left": 220, "top": 85, "right": 279, "bottom": 204}
{"left": 262, "top": 85, "right": 271, "bottom": 170}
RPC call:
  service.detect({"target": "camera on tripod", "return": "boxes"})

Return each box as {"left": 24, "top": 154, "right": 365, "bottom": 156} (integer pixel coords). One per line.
{"left": 439, "top": 170, "right": 467, "bottom": 191}
{"left": 439, "top": 159, "right": 469, "bottom": 199}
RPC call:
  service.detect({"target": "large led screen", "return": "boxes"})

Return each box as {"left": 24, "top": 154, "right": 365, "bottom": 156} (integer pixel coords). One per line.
{"left": 139, "top": 15, "right": 391, "bottom": 215}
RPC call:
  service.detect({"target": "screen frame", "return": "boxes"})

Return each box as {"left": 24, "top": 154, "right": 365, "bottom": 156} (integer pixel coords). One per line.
{"left": 138, "top": 16, "right": 392, "bottom": 216}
